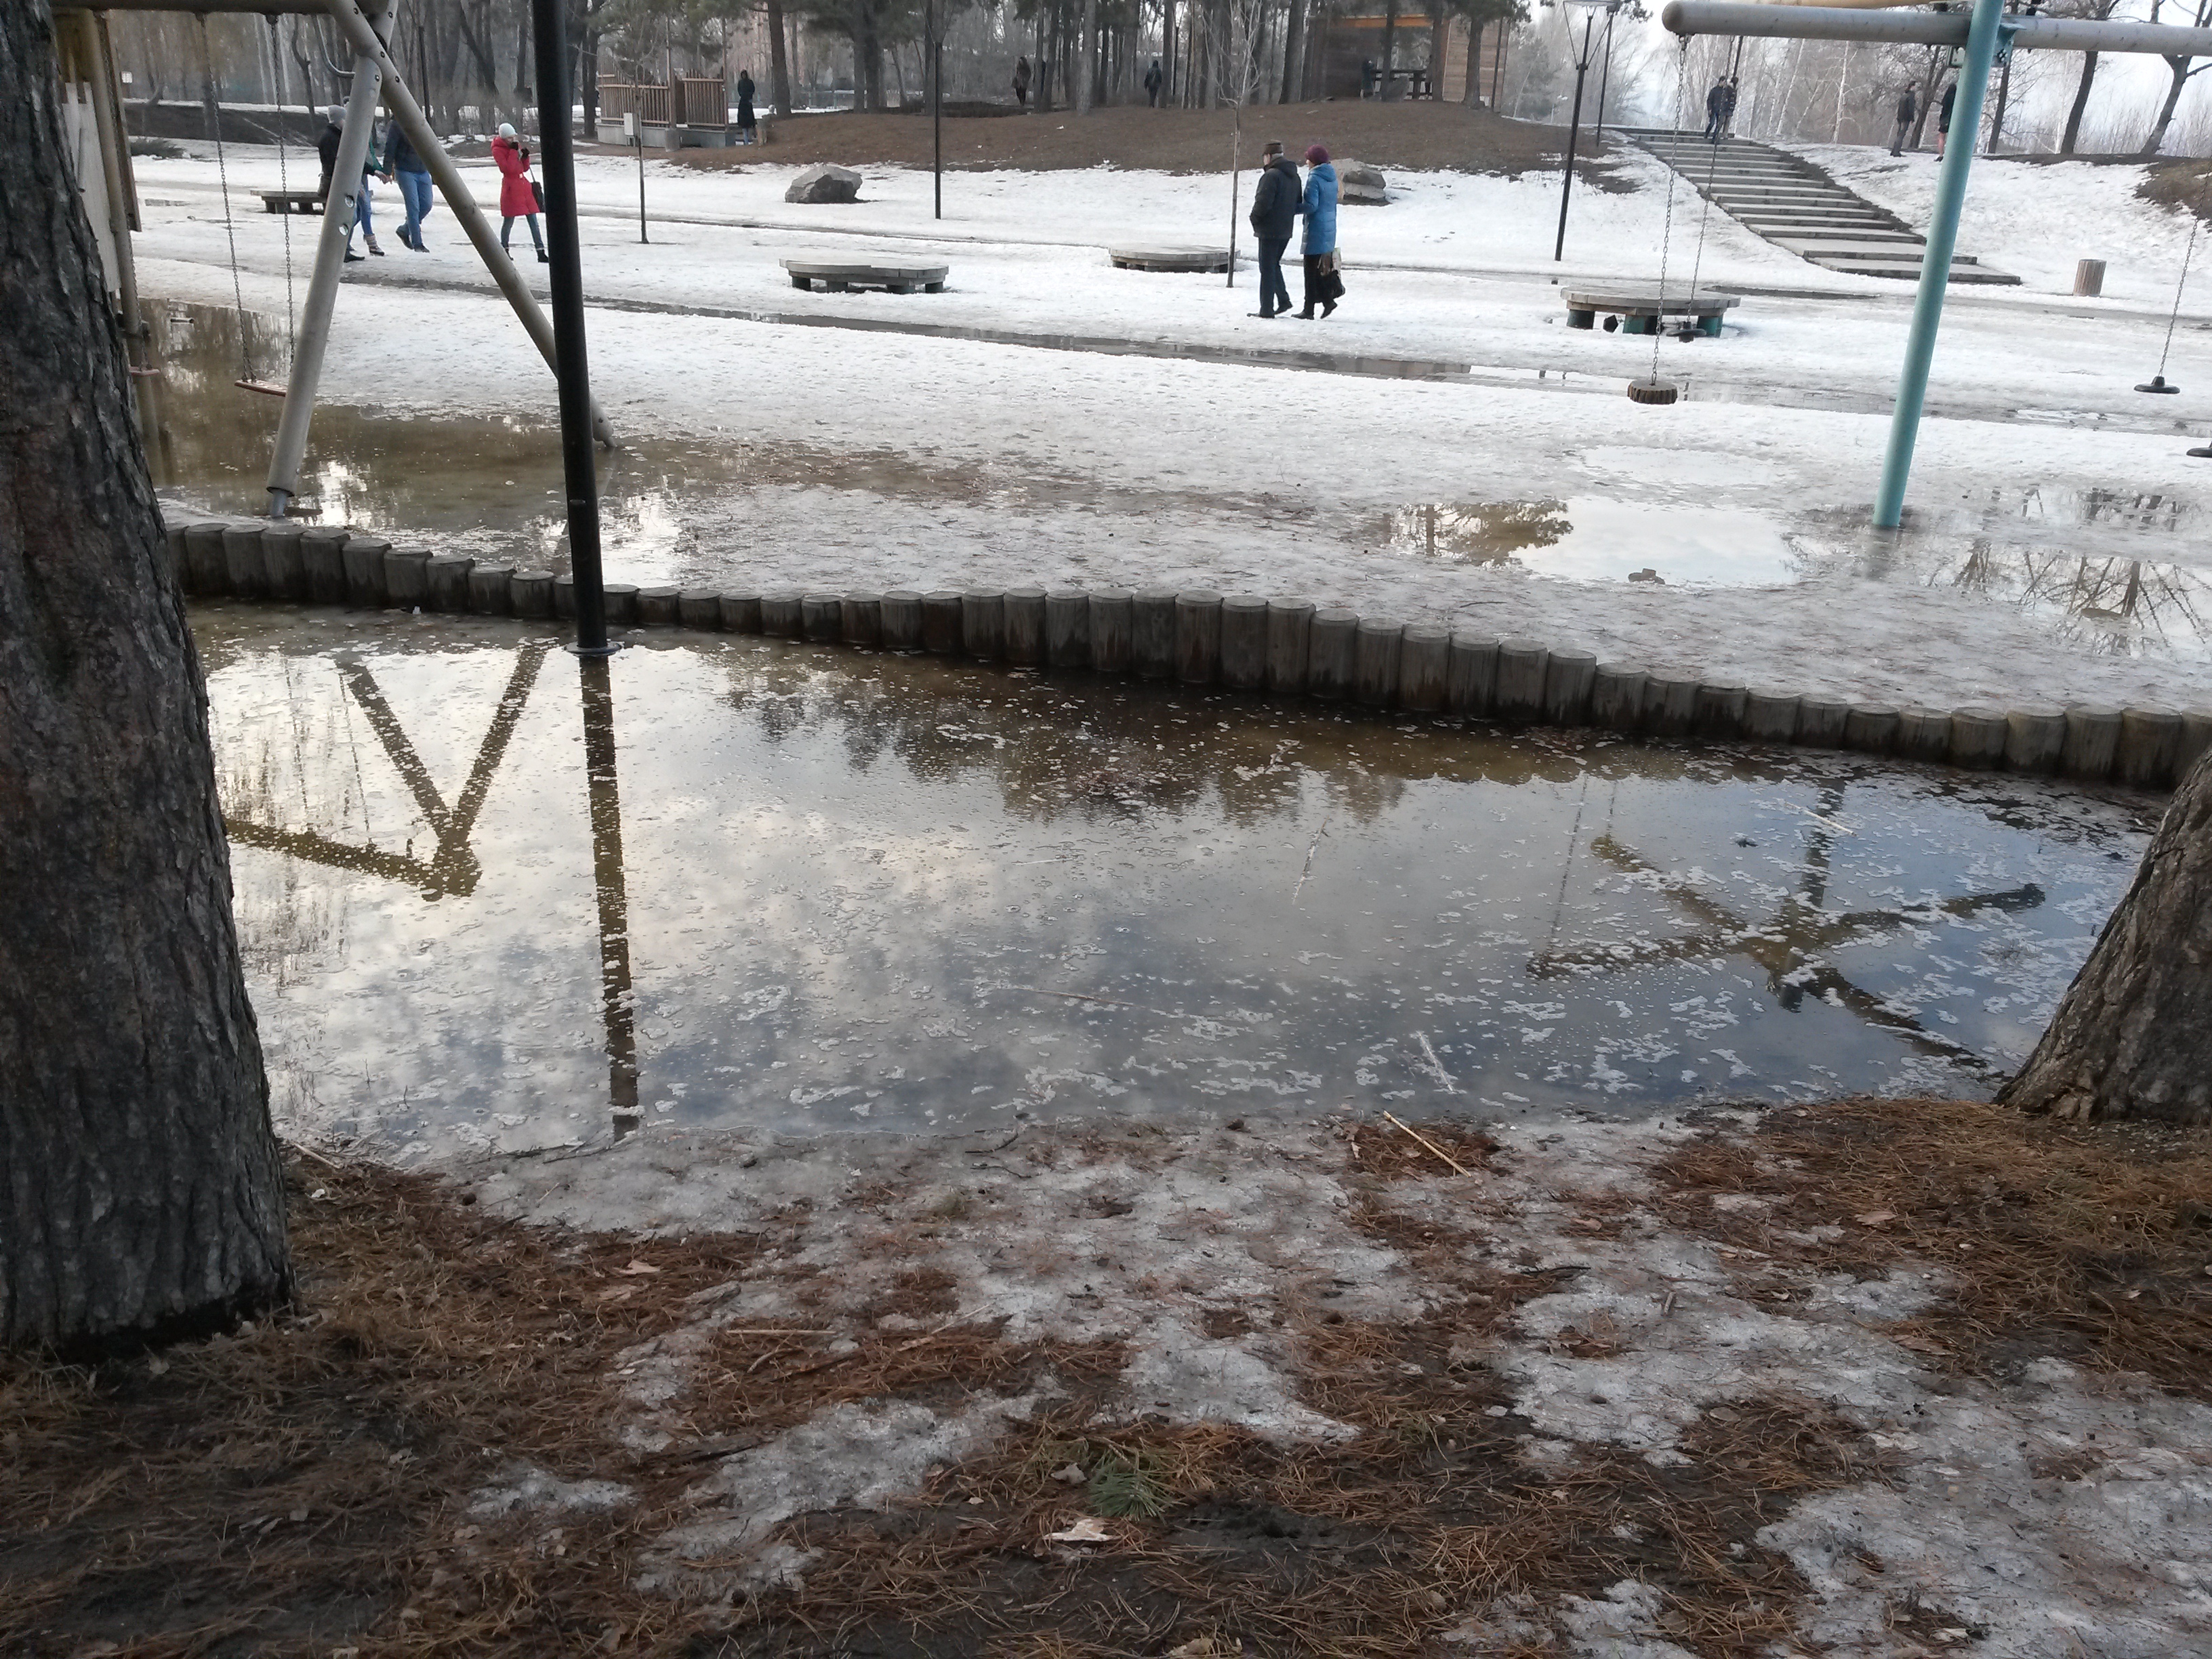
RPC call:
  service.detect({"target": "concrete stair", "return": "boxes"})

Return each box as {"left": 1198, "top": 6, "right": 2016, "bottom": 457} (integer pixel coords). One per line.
{"left": 1614, "top": 129, "right": 2020, "bottom": 286}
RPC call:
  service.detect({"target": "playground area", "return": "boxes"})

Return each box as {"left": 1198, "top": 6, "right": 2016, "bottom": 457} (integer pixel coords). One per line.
{"left": 129, "top": 127, "right": 2212, "bottom": 714}
{"left": 25, "top": 28, "right": 2212, "bottom": 1647}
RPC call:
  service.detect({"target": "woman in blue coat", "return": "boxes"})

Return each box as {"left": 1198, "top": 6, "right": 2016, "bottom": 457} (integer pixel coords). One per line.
{"left": 1296, "top": 144, "right": 1341, "bottom": 319}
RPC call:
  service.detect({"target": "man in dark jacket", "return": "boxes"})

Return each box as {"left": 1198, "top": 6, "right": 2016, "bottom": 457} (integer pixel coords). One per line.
{"left": 1144, "top": 59, "right": 1163, "bottom": 106}
{"left": 316, "top": 106, "right": 343, "bottom": 203}
{"left": 1704, "top": 79, "right": 1727, "bottom": 142}
{"left": 1891, "top": 85, "right": 1917, "bottom": 155}
{"left": 1248, "top": 141, "right": 1300, "bottom": 318}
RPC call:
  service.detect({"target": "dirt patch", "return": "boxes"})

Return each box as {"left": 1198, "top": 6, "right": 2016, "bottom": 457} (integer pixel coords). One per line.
{"left": 2135, "top": 157, "right": 2212, "bottom": 224}
{"left": 1649, "top": 1096, "right": 2212, "bottom": 1397}
{"left": 1343, "top": 1116, "right": 1498, "bottom": 1181}
{"left": 654, "top": 100, "right": 1619, "bottom": 180}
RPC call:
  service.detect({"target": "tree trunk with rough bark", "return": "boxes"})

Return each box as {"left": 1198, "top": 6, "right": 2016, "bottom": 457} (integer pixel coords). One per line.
{"left": 2, "top": 0, "right": 291, "bottom": 1355}
{"left": 1999, "top": 751, "right": 2212, "bottom": 1125}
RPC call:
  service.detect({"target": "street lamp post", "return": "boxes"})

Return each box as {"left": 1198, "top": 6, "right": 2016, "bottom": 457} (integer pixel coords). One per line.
{"left": 1553, "top": 0, "right": 1622, "bottom": 263}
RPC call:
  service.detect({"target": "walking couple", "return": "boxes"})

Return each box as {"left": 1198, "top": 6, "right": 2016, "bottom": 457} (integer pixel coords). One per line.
{"left": 1248, "top": 142, "right": 1343, "bottom": 321}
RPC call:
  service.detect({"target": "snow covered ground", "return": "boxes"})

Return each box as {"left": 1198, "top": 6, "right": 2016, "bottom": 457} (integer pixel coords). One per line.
{"left": 131, "top": 144, "right": 2212, "bottom": 712}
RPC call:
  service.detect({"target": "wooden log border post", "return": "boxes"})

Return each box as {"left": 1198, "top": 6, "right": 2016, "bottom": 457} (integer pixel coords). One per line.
{"left": 164, "top": 511, "right": 2211, "bottom": 792}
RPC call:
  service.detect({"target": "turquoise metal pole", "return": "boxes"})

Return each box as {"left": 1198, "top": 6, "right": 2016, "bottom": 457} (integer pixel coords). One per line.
{"left": 1873, "top": 0, "right": 2004, "bottom": 528}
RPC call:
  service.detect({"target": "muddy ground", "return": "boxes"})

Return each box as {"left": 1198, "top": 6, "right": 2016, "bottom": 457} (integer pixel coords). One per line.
{"left": 5, "top": 1097, "right": 2210, "bottom": 1658}
{"left": 653, "top": 101, "right": 1611, "bottom": 179}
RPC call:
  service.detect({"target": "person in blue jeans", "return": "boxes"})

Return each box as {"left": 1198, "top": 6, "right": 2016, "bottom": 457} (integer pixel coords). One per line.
{"left": 386, "top": 123, "right": 435, "bottom": 249}
{"left": 1246, "top": 140, "right": 1300, "bottom": 319}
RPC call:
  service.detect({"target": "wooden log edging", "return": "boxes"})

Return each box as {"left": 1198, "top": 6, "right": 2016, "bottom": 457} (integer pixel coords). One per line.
{"left": 163, "top": 513, "right": 2210, "bottom": 792}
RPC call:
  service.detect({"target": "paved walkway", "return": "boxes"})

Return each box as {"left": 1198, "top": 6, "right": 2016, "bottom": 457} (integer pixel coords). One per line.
{"left": 1617, "top": 129, "right": 2020, "bottom": 286}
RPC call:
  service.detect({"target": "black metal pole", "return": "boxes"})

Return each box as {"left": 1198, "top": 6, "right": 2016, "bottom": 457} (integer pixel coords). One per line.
{"left": 931, "top": 0, "right": 943, "bottom": 218}
{"left": 634, "top": 118, "right": 649, "bottom": 242}
{"left": 1553, "top": 13, "right": 1594, "bottom": 263}
{"left": 531, "top": 0, "right": 611, "bottom": 656}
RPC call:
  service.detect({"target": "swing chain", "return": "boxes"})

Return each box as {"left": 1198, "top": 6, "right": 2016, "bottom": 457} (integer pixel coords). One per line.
{"left": 268, "top": 14, "right": 296, "bottom": 367}
{"left": 2157, "top": 216, "right": 2197, "bottom": 381}
{"left": 1650, "top": 39, "right": 1689, "bottom": 382}
{"left": 199, "top": 16, "right": 256, "bottom": 386}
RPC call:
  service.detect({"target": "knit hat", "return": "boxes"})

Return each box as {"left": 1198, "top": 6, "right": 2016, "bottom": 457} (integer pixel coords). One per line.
{"left": 498, "top": 122, "right": 518, "bottom": 140}
{"left": 327, "top": 106, "right": 345, "bottom": 125}
{"left": 1305, "top": 144, "right": 1329, "bottom": 164}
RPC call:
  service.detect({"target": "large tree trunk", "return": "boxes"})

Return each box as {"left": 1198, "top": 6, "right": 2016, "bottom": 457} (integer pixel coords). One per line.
{"left": 1076, "top": 0, "right": 1097, "bottom": 110}
{"left": 2060, "top": 49, "right": 2098, "bottom": 155}
{"left": 2139, "top": 54, "right": 2194, "bottom": 157}
{"left": 1279, "top": 0, "right": 1305, "bottom": 104}
{"left": 766, "top": 0, "right": 793, "bottom": 115}
{"left": 1999, "top": 750, "right": 2212, "bottom": 1125}
{"left": 2, "top": 0, "right": 291, "bottom": 1355}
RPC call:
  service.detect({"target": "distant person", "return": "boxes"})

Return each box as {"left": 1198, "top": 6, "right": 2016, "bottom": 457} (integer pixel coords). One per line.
{"left": 387, "top": 121, "right": 434, "bottom": 250}
{"left": 1704, "top": 78, "right": 1727, "bottom": 142}
{"left": 1361, "top": 58, "right": 1378, "bottom": 99}
{"left": 1145, "top": 58, "right": 1164, "bottom": 106}
{"left": 1891, "top": 85, "right": 1917, "bottom": 155}
{"left": 736, "top": 68, "right": 758, "bottom": 143}
{"left": 318, "top": 107, "right": 384, "bottom": 261}
{"left": 1248, "top": 140, "right": 1300, "bottom": 318}
{"left": 1720, "top": 77, "right": 1739, "bottom": 137}
{"left": 1013, "top": 55, "right": 1032, "bottom": 110}
{"left": 1296, "top": 143, "right": 1340, "bottom": 320}
{"left": 1936, "top": 79, "right": 1957, "bottom": 157}
{"left": 493, "top": 123, "right": 546, "bottom": 263}
{"left": 315, "top": 105, "right": 342, "bottom": 203}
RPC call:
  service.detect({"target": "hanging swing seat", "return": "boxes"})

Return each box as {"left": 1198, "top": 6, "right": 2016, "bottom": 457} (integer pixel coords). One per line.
{"left": 234, "top": 377, "right": 288, "bottom": 397}
{"left": 1627, "top": 378, "right": 1683, "bottom": 406}
{"left": 258, "top": 188, "right": 325, "bottom": 216}
{"left": 1565, "top": 289, "right": 1738, "bottom": 337}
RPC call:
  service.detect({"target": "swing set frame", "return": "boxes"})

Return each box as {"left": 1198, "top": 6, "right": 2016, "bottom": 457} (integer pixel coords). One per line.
{"left": 1661, "top": 0, "right": 2212, "bottom": 527}
{"left": 58, "top": 0, "right": 613, "bottom": 520}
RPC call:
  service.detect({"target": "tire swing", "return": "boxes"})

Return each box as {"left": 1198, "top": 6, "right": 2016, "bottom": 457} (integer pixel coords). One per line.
{"left": 1629, "top": 39, "right": 1694, "bottom": 406}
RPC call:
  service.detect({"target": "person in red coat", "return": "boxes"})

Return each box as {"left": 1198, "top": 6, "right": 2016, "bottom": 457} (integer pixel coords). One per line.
{"left": 492, "top": 123, "right": 546, "bottom": 263}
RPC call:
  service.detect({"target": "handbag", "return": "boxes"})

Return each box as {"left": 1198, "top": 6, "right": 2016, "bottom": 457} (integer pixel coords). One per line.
{"left": 1316, "top": 249, "right": 1342, "bottom": 276}
{"left": 531, "top": 178, "right": 546, "bottom": 212}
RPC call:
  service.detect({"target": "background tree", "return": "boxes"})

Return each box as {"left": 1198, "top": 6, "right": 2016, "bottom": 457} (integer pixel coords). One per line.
{"left": 1999, "top": 750, "right": 2212, "bottom": 1125}
{"left": 3, "top": 0, "right": 290, "bottom": 1354}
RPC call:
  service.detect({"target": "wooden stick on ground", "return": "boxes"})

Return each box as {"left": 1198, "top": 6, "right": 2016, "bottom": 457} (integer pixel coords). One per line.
{"left": 1382, "top": 1111, "right": 1473, "bottom": 1177}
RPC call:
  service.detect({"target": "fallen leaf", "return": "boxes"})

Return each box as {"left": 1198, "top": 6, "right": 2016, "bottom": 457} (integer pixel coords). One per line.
{"left": 1044, "top": 1517, "right": 1113, "bottom": 1544}
{"left": 1855, "top": 1210, "right": 1896, "bottom": 1227}
{"left": 1893, "top": 1334, "right": 1950, "bottom": 1355}
{"left": 615, "top": 1260, "right": 661, "bottom": 1276}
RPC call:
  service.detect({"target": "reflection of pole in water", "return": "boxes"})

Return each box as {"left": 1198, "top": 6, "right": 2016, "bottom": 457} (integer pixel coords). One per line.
{"left": 579, "top": 656, "right": 640, "bottom": 1136}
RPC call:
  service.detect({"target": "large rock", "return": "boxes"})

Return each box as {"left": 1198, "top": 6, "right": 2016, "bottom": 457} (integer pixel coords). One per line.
{"left": 785, "top": 163, "right": 862, "bottom": 204}
{"left": 1334, "top": 159, "right": 1389, "bottom": 205}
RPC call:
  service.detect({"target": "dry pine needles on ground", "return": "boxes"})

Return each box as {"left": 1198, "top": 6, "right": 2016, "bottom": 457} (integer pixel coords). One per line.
{"left": 3, "top": 1095, "right": 2207, "bottom": 1656}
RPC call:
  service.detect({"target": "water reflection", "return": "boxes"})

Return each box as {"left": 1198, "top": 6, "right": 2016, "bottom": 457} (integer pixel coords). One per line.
{"left": 198, "top": 609, "right": 2147, "bottom": 1161}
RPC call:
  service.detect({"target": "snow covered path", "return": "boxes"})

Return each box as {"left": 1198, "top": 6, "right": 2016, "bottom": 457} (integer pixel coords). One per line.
{"left": 134, "top": 148, "right": 2212, "bottom": 714}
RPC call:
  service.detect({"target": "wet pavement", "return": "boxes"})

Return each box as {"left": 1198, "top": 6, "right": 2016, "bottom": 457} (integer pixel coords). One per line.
{"left": 200, "top": 607, "right": 2149, "bottom": 1161}
{"left": 146, "top": 303, "right": 2212, "bottom": 662}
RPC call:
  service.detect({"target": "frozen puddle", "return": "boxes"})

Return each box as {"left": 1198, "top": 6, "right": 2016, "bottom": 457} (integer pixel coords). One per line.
{"left": 199, "top": 608, "right": 2150, "bottom": 1162}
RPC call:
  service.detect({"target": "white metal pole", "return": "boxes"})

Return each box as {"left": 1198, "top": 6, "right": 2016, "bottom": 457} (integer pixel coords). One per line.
{"left": 264, "top": 0, "right": 391, "bottom": 516}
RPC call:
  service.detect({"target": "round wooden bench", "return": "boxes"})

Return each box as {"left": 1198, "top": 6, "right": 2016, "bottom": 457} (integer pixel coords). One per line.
{"left": 1563, "top": 289, "right": 1740, "bottom": 337}
{"left": 781, "top": 260, "right": 948, "bottom": 294}
{"left": 1109, "top": 245, "right": 1231, "bottom": 273}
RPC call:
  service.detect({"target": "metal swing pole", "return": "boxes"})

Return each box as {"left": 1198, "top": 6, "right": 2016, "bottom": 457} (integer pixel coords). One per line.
{"left": 317, "top": 0, "right": 615, "bottom": 448}
{"left": 264, "top": 0, "right": 390, "bottom": 517}
{"left": 531, "top": 0, "right": 614, "bottom": 655}
{"left": 1873, "top": 0, "right": 2003, "bottom": 528}
{"left": 1552, "top": 8, "right": 1597, "bottom": 262}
